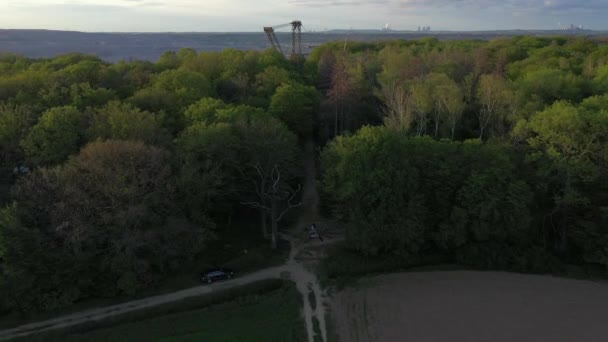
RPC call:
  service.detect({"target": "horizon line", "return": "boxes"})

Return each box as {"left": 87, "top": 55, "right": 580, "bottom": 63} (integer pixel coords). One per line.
{"left": 0, "top": 28, "right": 605, "bottom": 34}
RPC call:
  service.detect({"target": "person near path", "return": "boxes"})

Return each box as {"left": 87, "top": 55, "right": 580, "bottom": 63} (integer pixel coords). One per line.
{"left": 309, "top": 223, "right": 323, "bottom": 242}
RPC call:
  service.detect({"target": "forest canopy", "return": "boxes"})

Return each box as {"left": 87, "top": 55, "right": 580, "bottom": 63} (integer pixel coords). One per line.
{"left": 1, "top": 35, "right": 608, "bottom": 313}
{"left": 0, "top": 49, "right": 309, "bottom": 313}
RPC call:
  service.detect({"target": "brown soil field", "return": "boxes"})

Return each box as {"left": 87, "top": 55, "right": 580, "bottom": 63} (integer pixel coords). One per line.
{"left": 330, "top": 271, "right": 608, "bottom": 342}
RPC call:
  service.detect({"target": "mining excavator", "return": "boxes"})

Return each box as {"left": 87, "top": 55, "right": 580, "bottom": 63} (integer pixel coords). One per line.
{"left": 263, "top": 20, "right": 302, "bottom": 58}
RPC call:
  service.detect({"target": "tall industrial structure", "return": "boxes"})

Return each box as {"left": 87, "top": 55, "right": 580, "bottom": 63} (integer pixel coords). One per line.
{"left": 263, "top": 20, "right": 303, "bottom": 58}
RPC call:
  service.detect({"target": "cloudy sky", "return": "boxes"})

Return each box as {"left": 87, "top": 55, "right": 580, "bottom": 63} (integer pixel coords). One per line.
{"left": 2, "top": 0, "right": 607, "bottom": 32}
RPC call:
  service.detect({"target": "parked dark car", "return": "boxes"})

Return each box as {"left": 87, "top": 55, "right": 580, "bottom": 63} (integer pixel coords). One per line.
{"left": 200, "top": 268, "right": 235, "bottom": 284}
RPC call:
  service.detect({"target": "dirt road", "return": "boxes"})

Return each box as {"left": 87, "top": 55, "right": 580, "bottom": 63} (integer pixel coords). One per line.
{"left": 0, "top": 139, "right": 333, "bottom": 342}
{"left": 0, "top": 236, "right": 337, "bottom": 341}
{"left": 0, "top": 266, "right": 285, "bottom": 340}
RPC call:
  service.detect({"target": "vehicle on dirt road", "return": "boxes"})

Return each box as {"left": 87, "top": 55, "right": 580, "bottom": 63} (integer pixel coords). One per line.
{"left": 201, "top": 268, "right": 235, "bottom": 284}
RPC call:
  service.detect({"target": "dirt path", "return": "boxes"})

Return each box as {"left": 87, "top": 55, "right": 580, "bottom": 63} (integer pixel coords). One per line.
{"left": 0, "top": 266, "right": 286, "bottom": 341}
{"left": 283, "top": 139, "right": 329, "bottom": 342}
{"left": 0, "top": 139, "right": 334, "bottom": 342}
{"left": 282, "top": 233, "right": 332, "bottom": 342}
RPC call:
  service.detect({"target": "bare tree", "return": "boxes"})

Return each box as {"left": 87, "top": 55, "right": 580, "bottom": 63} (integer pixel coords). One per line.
{"left": 410, "top": 80, "right": 433, "bottom": 136}
{"left": 328, "top": 58, "right": 358, "bottom": 137}
{"left": 243, "top": 164, "right": 302, "bottom": 250}
{"left": 438, "top": 82, "right": 465, "bottom": 140}
{"left": 381, "top": 81, "right": 414, "bottom": 131}
{"left": 477, "top": 74, "right": 511, "bottom": 140}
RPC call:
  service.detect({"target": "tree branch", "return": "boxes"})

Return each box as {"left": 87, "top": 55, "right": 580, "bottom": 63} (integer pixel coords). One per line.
{"left": 241, "top": 201, "right": 271, "bottom": 211}
{"left": 276, "top": 184, "right": 303, "bottom": 222}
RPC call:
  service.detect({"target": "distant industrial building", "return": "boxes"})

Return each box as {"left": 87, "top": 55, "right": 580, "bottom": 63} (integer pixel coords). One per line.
{"left": 418, "top": 26, "right": 431, "bottom": 32}
{"left": 561, "top": 24, "right": 587, "bottom": 31}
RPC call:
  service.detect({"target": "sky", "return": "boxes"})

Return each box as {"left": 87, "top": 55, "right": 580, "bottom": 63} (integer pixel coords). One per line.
{"left": 1, "top": 0, "right": 607, "bottom": 32}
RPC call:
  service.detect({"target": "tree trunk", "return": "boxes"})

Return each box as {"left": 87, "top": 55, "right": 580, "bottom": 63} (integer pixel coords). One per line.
{"left": 270, "top": 200, "right": 278, "bottom": 250}
{"left": 434, "top": 119, "right": 440, "bottom": 138}
{"left": 417, "top": 114, "right": 425, "bottom": 136}
{"left": 339, "top": 106, "right": 344, "bottom": 134}
{"left": 451, "top": 125, "right": 456, "bottom": 140}
{"left": 334, "top": 103, "right": 338, "bottom": 138}
{"left": 557, "top": 175, "right": 572, "bottom": 253}
{"left": 260, "top": 209, "right": 268, "bottom": 239}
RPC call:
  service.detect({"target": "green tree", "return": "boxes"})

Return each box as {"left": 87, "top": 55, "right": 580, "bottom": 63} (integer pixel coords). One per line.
{"left": 176, "top": 123, "right": 240, "bottom": 223}
{"left": 269, "top": 83, "right": 319, "bottom": 138}
{"left": 410, "top": 79, "right": 434, "bottom": 136}
{"left": 426, "top": 73, "right": 456, "bottom": 138}
{"left": 255, "top": 66, "right": 291, "bottom": 100}
{"left": 1, "top": 141, "right": 212, "bottom": 312}
{"left": 235, "top": 117, "right": 300, "bottom": 248}
{"left": 184, "top": 97, "right": 229, "bottom": 124}
{"left": 527, "top": 100, "right": 608, "bottom": 260}
{"left": 381, "top": 80, "right": 414, "bottom": 132}
{"left": 216, "top": 105, "right": 268, "bottom": 123}
{"left": 322, "top": 126, "right": 534, "bottom": 266}
{"left": 69, "top": 82, "right": 117, "bottom": 109}
{"left": 87, "top": 101, "right": 165, "bottom": 144}
{"left": 476, "top": 74, "right": 512, "bottom": 139}
{"left": 154, "top": 69, "right": 214, "bottom": 108}
{"left": 21, "top": 106, "right": 85, "bottom": 165}
{"left": 128, "top": 87, "right": 178, "bottom": 114}
{"left": 0, "top": 104, "right": 39, "bottom": 163}
{"left": 437, "top": 80, "right": 465, "bottom": 139}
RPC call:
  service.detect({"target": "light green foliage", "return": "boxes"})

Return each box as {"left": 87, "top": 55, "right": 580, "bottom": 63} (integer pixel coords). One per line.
{"left": 153, "top": 69, "right": 214, "bottom": 107}
{"left": 87, "top": 101, "right": 165, "bottom": 144}
{"left": 476, "top": 74, "right": 513, "bottom": 139}
{"left": 410, "top": 77, "right": 434, "bottom": 135}
{"left": 216, "top": 104, "right": 268, "bottom": 123}
{"left": 517, "top": 68, "right": 587, "bottom": 104}
{"left": 105, "top": 60, "right": 155, "bottom": 98}
{"left": 269, "top": 83, "right": 319, "bottom": 138}
{"left": 526, "top": 99, "right": 608, "bottom": 265}
{"left": 21, "top": 106, "right": 84, "bottom": 165}
{"left": 0, "top": 69, "right": 47, "bottom": 104}
{"left": 184, "top": 97, "right": 229, "bottom": 124}
{"left": 592, "top": 64, "right": 608, "bottom": 94}
{"left": 437, "top": 79, "right": 465, "bottom": 139}
{"left": 156, "top": 51, "right": 180, "bottom": 70}
{"left": 39, "top": 81, "right": 117, "bottom": 109}
{"left": 61, "top": 59, "right": 106, "bottom": 85}
{"left": 128, "top": 87, "right": 177, "bottom": 113}
{"left": 69, "top": 83, "right": 117, "bottom": 109}
{"left": 0, "top": 104, "right": 39, "bottom": 163}
{"left": 255, "top": 66, "right": 291, "bottom": 99}
{"left": 417, "top": 73, "right": 463, "bottom": 137}
{"left": 528, "top": 101, "right": 607, "bottom": 182}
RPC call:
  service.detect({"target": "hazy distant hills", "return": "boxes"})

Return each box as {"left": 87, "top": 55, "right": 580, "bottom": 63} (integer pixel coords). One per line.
{"left": 1, "top": 29, "right": 606, "bottom": 62}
